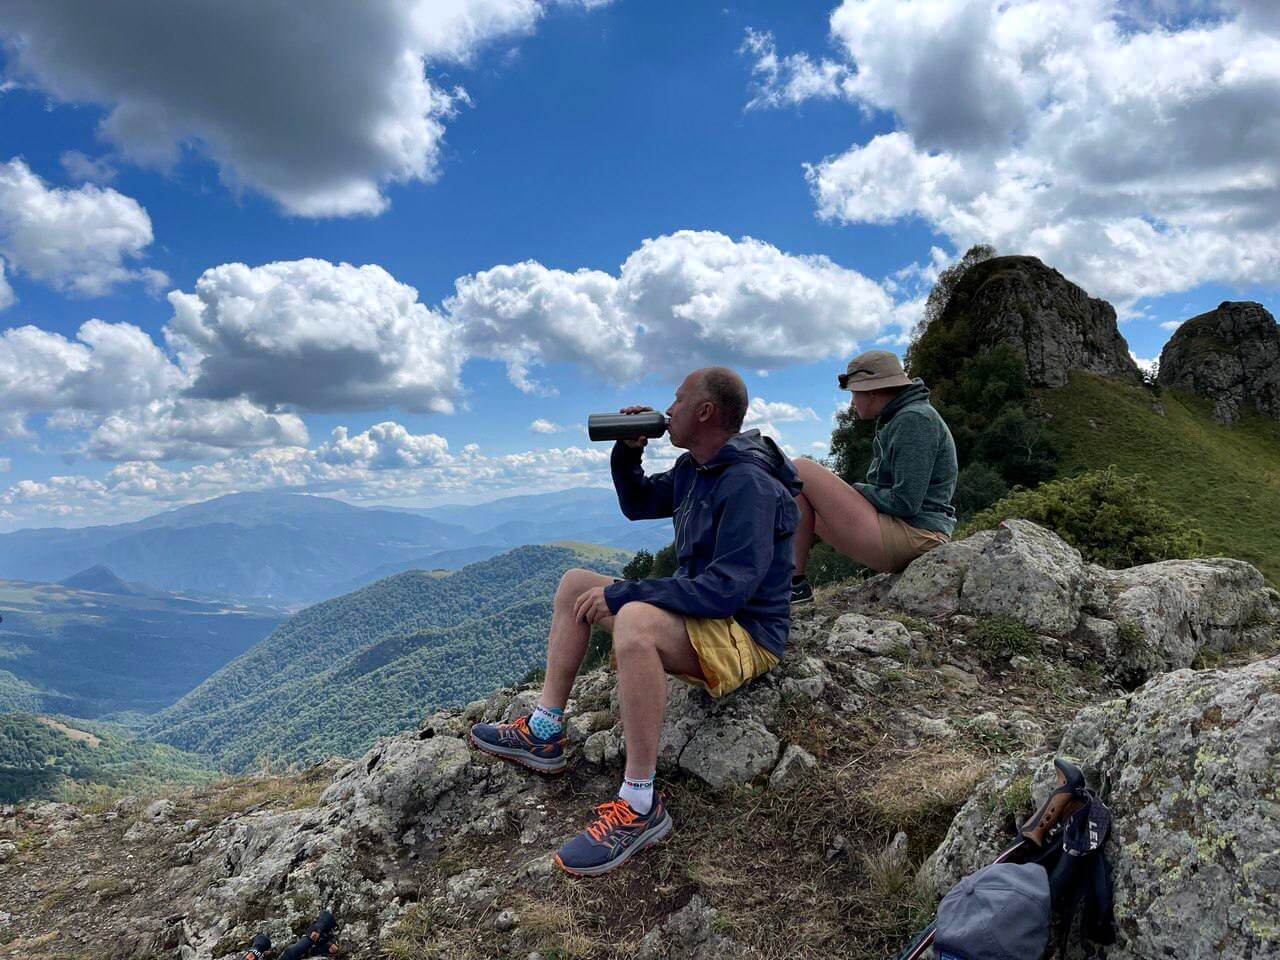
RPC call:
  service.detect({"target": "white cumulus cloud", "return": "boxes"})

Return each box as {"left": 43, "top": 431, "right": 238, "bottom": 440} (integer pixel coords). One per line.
{"left": 166, "top": 259, "right": 464, "bottom": 413}
{"left": 0, "top": 319, "right": 183, "bottom": 436}
{"left": 530, "top": 418, "right": 565, "bottom": 433}
{"left": 82, "top": 397, "right": 308, "bottom": 462}
{"left": 0, "top": 425, "right": 613, "bottom": 529}
{"left": 0, "top": 157, "right": 164, "bottom": 298}
{"left": 451, "top": 229, "right": 894, "bottom": 391}
{"left": 0, "top": 1, "right": 610, "bottom": 217}
{"left": 313, "top": 422, "right": 450, "bottom": 470}
{"left": 749, "top": 0, "right": 1280, "bottom": 304}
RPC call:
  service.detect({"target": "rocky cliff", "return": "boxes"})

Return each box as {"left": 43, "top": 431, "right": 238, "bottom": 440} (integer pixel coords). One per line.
{"left": 1, "top": 522, "right": 1276, "bottom": 959}
{"left": 934, "top": 255, "right": 1142, "bottom": 388}
{"left": 1158, "top": 301, "right": 1280, "bottom": 425}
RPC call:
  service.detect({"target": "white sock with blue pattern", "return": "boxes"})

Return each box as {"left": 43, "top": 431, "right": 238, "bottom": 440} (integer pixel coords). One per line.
{"left": 529, "top": 703, "right": 563, "bottom": 741}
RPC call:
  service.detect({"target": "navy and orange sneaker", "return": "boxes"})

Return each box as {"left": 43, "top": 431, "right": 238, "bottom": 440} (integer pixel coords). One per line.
{"left": 554, "top": 793, "right": 672, "bottom": 877}
{"left": 469, "top": 715, "right": 567, "bottom": 774}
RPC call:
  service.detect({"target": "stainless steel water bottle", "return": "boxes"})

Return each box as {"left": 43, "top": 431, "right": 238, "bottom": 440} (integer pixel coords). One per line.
{"left": 587, "top": 411, "right": 669, "bottom": 442}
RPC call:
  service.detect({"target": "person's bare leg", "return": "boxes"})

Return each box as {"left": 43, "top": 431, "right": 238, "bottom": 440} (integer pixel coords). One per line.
{"left": 793, "top": 458, "right": 891, "bottom": 573}
{"left": 539, "top": 568, "right": 617, "bottom": 710}
{"left": 611, "top": 601, "right": 703, "bottom": 780}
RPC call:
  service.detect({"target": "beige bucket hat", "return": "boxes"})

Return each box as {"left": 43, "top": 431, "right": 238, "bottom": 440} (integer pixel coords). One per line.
{"left": 838, "top": 349, "right": 914, "bottom": 391}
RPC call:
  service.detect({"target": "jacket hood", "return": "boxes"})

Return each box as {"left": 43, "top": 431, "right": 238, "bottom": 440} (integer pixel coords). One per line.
{"left": 879, "top": 379, "right": 930, "bottom": 422}
{"left": 702, "top": 430, "right": 803, "bottom": 494}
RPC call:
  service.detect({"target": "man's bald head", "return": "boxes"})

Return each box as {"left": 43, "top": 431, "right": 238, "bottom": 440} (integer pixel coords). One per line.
{"left": 692, "top": 366, "right": 748, "bottom": 433}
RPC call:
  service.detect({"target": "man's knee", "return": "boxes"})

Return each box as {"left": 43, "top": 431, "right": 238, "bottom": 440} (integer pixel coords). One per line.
{"left": 612, "top": 602, "right": 665, "bottom": 657}
{"left": 555, "top": 567, "right": 598, "bottom": 604}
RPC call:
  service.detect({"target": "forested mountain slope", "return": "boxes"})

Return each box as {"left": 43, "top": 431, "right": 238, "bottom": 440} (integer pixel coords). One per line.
{"left": 145, "top": 543, "right": 628, "bottom": 768}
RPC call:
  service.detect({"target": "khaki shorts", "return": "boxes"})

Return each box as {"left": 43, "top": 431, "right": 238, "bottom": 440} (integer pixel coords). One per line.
{"left": 878, "top": 513, "right": 949, "bottom": 573}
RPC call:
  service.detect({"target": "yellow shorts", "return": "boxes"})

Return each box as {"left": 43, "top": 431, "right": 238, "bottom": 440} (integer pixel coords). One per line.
{"left": 677, "top": 616, "right": 779, "bottom": 699}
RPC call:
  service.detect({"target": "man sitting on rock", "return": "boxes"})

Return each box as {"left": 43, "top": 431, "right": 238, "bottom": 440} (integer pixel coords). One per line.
{"left": 470, "top": 366, "right": 802, "bottom": 876}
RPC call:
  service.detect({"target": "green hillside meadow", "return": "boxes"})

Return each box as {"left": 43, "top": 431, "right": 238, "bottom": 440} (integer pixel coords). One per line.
{"left": 1039, "top": 371, "right": 1280, "bottom": 585}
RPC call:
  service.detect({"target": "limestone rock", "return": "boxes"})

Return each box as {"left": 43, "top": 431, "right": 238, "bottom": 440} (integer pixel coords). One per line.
{"left": 1097, "top": 557, "right": 1279, "bottom": 676}
{"left": 320, "top": 734, "right": 471, "bottom": 840}
{"left": 926, "top": 657, "right": 1280, "bottom": 959}
{"left": 679, "top": 718, "right": 780, "bottom": 789}
{"left": 960, "top": 519, "right": 1088, "bottom": 635}
{"left": 1158, "top": 301, "right": 1280, "bottom": 424}
{"left": 769, "top": 744, "right": 819, "bottom": 791}
{"left": 936, "top": 255, "right": 1142, "bottom": 388}
{"left": 824, "top": 613, "right": 913, "bottom": 659}
{"left": 636, "top": 895, "right": 738, "bottom": 960}
{"left": 885, "top": 532, "right": 995, "bottom": 616}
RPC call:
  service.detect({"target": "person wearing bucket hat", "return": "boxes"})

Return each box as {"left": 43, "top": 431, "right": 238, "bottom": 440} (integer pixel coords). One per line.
{"left": 789, "top": 349, "right": 957, "bottom": 603}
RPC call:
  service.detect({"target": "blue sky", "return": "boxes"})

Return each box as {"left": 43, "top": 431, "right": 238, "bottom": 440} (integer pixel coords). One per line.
{"left": 0, "top": 0, "right": 1277, "bottom": 529}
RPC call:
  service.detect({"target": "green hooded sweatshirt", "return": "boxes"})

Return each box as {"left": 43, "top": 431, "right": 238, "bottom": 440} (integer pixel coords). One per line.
{"left": 853, "top": 379, "right": 958, "bottom": 535}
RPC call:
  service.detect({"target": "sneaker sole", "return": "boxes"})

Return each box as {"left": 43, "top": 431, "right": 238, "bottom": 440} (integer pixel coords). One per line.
{"left": 554, "top": 810, "right": 673, "bottom": 877}
{"left": 469, "top": 733, "right": 568, "bottom": 775}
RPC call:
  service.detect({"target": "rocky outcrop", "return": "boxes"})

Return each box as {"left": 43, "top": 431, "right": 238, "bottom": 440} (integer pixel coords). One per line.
{"left": 849, "top": 519, "right": 1279, "bottom": 685}
{"left": 925, "top": 656, "right": 1280, "bottom": 959}
{"left": 939, "top": 255, "right": 1142, "bottom": 387}
{"left": 4, "top": 521, "right": 1276, "bottom": 958}
{"left": 1158, "top": 301, "right": 1280, "bottom": 424}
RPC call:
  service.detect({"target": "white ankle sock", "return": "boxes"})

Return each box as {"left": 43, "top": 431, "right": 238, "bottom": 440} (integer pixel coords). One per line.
{"left": 619, "top": 772, "right": 655, "bottom": 814}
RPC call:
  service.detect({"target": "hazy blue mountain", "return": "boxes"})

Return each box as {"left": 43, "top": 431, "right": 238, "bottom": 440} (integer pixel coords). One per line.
{"left": 329, "top": 544, "right": 509, "bottom": 598}
{"left": 58, "top": 564, "right": 145, "bottom": 596}
{"left": 0, "top": 489, "right": 669, "bottom": 604}
{"left": 146, "top": 542, "right": 628, "bottom": 769}
{"left": 0, "top": 575, "right": 284, "bottom": 717}
{"left": 0, "top": 492, "right": 475, "bottom": 603}
{"left": 403, "top": 487, "right": 671, "bottom": 550}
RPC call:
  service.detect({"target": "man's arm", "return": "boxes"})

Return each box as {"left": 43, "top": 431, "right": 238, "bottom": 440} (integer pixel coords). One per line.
{"left": 854, "top": 412, "right": 934, "bottom": 519}
{"left": 603, "top": 471, "right": 777, "bottom": 619}
{"left": 611, "top": 441, "right": 677, "bottom": 520}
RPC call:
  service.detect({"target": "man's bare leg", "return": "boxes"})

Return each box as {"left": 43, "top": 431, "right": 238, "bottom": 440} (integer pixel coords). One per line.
{"left": 538, "top": 567, "right": 618, "bottom": 711}
{"left": 611, "top": 601, "right": 704, "bottom": 781}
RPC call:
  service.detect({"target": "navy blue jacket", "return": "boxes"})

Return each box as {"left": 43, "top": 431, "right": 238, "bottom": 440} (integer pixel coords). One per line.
{"left": 602, "top": 430, "right": 802, "bottom": 659}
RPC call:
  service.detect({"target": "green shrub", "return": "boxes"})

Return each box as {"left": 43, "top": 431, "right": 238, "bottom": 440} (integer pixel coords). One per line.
{"left": 961, "top": 467, "right": 1204, "bottom": 568}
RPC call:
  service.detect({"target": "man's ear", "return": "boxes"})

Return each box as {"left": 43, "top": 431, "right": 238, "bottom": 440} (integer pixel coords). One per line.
{"left": 697, "top": 401, "right": 715, "bottom": 424}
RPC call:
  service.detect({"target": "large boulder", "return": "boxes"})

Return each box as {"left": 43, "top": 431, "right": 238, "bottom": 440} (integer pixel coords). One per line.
{"left": 1158, "top": 301, "right": 1280, "bottom": 424}
{"left": 936, "top": 255, "right": 1142, "bottom": 388}
{"left": 860, "top": 520, "right": 1091, "bottom": 635}
{"left": 960, "top": 520, "right": 1090, "bottom": 634}
{"left": 1097, "top": 557, "right": 1280, "bottom": 674}
{"left": 849, "top": 521, "right": 1277, "bottom": 685}
{"left": 926, "top": 657, "right": 1280, "bottom": 959}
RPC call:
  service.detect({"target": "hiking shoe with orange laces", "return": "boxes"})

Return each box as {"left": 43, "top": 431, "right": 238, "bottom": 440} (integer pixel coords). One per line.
{"left": 470, "top": 715, "right": 567, "bottom": 774}
{"left": 554, "top": 793, "right": 672, "bottom": 876}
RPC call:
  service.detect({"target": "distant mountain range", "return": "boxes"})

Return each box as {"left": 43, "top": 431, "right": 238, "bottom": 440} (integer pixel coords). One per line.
{"left": 0, "top": 488, "right": 670, "bottom": 604}
{"left": 0, "top": 570, "right": 284, "bottom": 717}
{"left": 146, "top": 542, "right": 629, "bottom": 770}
